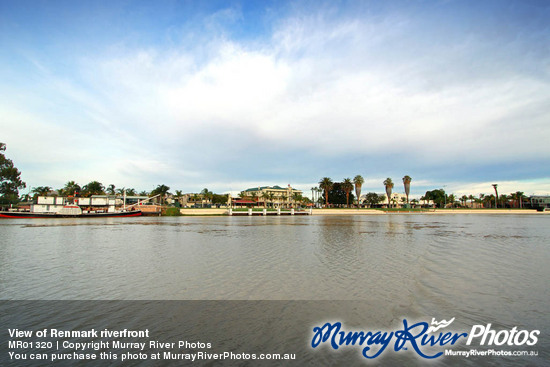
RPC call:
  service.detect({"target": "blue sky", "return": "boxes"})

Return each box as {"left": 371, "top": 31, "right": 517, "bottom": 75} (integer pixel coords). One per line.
{"left": 1, "top": 0, "right": 549, "bottom": 197}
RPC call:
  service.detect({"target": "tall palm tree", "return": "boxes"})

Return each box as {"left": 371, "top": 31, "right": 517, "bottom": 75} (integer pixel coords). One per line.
{"left": 342, "top": 178, "right": 353, "bottom": 208}
{"left": 353, "top": 175, "right": 364, "bottom": 208}
{"left": 383, "top": 178, "right": 394, "bottom": 208}
{"left": 319, "top": 177, "right": 333, "bottom": 207}
{"left": 468, "top": 194, "right": 475, "bottom": 208}
{"left": 402, "top": 175, "right": 412, "bottom": 205}
{"left": 515, "top": 191, "right": 525, "bottom": 209}
{"left": 311, "top": 187, "right": 316, "bottom": 204}
{"left": 492, "top": 184, "right": 499, "bottom": 208}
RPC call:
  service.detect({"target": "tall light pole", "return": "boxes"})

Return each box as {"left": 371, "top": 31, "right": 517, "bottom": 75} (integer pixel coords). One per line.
{"left": 492, "top": 184, "right": 498, "bottom": 208}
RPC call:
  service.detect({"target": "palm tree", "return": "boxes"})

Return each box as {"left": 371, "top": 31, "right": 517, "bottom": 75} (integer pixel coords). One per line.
{"left": 32, "top": 186, "right": 52, "bottom": 197}
{"left": 82, "top": 181, "right": 105, "bottom": 196}
{"left": 468, "top": 194, "right": 475, "bottom": 208}
{"left": 383, "top": 178, "right": 394, "bottom": 208}
{"left": 292, "top": 192, "right": 302, "bottom": 207}
{"left": 492, "top": 184, "right": 499, "bottom": 208}
{"left": 106, "top": 184, "right": 116, "bottom": 195}
{"left": 281, "top": 194, "right": 287, "bottom": 208}
{"left": 461, "top": 195, "right": 468, "bottom": 207}
{"left": 319, "top": 177, "right": 333, "bottom": 207}
{"left": 262, "top": 192, "right": 270, "bottom": 208}
{"left": 268, "top": 192, "right": 275, "bottom": 208}
{"left": 341, "top": 178, "right": 353, "bottom": 208}
{"left": 353, "top": 175, "right": 364, "bottom": 208}
{"left": 402, "top": 175, "right": 412, "bottom": 205}
{"left": 174, "top": 190, "right": 183, "bottom": 206}
{"left": 62, "top": 181, "right": 81, "bottom": 196}
{"left": 514, "top": 191, "right": 525, "bottom": 209}
{"left": 151, "top": 184, "right": 170, "bottom": 204}
{"left": 250, "top": 191, "right": 259, "bottom": 206}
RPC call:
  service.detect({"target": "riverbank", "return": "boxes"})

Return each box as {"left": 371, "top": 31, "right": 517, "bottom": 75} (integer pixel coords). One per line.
{"left": 177, "top": 208, "right": 547, "bottom": 216}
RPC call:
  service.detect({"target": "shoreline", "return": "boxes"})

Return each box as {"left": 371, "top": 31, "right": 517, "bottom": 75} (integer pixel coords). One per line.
{"left": 177, "top": 208, "right": 548, "bottom": 216}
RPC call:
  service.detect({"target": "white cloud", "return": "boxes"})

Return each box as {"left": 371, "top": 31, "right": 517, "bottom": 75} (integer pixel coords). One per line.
{"left": 2, "top": 4, "right": 549, "bottom": 192}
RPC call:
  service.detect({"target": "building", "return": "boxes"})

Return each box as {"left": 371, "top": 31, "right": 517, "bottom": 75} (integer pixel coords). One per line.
{"left": 530, "top": 195, "right": 550, "bottom": 210}
{"left": 238, "top": 185, "right": 303, "bottom": 208}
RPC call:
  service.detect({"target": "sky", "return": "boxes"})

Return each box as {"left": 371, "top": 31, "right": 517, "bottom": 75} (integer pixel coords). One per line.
{"left": 1, "top": 0, "right": 549, "bottom": 198}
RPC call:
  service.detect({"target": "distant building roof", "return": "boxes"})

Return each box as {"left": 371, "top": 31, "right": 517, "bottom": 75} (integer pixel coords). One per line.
{"left": 244, "top": 185, "right": 299, "bottom": 192}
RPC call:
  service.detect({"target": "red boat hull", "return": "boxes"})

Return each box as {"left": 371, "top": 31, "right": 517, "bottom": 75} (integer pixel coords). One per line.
{"left": 0, "top": 210, "right": 142, "bottom": 218}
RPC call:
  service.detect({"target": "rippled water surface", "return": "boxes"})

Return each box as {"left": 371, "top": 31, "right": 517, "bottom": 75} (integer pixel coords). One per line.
{"left": 1, "top": 214, "right": 548, "bottom": 365}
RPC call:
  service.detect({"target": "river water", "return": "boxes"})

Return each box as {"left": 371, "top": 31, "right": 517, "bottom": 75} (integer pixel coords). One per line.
{"left": 1, "top": 214, "right": 548, "bottom": 366}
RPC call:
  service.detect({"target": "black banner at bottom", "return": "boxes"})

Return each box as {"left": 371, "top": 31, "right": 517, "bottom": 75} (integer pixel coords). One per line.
{"left": 1, "top": 301, "right": 545, "bottom": 366}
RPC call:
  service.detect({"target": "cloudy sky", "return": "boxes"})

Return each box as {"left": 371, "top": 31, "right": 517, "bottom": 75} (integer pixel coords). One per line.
{"left": 1, "top": 0, "right": 549, "bottom": 198}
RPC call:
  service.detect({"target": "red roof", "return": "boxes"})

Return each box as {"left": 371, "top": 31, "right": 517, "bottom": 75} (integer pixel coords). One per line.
{"left": 233, "top": 199, "right": 257, "bottom": 204}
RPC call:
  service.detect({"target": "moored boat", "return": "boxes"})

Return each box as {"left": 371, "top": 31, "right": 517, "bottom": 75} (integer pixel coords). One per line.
{"left": 0, "top": 195, "right": 142, "bottom": 218}
{"left": 0, "top": 209, "right": 142, "bottom": 218}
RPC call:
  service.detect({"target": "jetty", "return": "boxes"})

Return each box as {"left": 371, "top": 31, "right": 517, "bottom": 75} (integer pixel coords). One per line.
{"left": 227, "top": 208, "right": 312, "bottom": 216}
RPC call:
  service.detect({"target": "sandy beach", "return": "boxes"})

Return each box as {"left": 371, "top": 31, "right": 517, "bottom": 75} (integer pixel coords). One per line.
{"left": 177, "top": 208, "right": 547, "bottom": 216}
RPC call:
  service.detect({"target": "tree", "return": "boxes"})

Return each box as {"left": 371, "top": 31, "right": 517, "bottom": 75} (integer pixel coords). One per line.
{"left": 173, "top": 190, "right": 184, "bottom": 207}
{"left": 107, "top": 184, "right": 116, "bottom": 195}
{"left": 468, "top": 194, "right": 475, "bottom": 208}
{"left": 32, "top": 186, "right": 52, "bottom": 198}
{"left": 319, "top": 177, "right": 333, "bottom": 207}
{"left": 262, "top": 192, "right": 270, "bottom": 208}
{"left": 268, "top": 192, "right": 275, "bottom": 208}
{"left": 250, "top": 191, "right": 259, "bottom": 204}
{"left": 326, "top": 182, "right": 354, "bottom": 206}
{"left": 0, "top": 143, "right": 26, "bottom": 206}
{"left": 461, "top": 195, "right": 468, "bottom": 207}
{"left": 364, "top": 192, "right": 383, "bottom": 207}
{"left": 492, "top": 184, "right": 499, "bottom": 208}
{"left": 353, "top": 175, "right": 364, "bottom": 208}
{"left": 151, "top": 184, "right": 170, "bottom": 204}
{"left": 292, "top": 192, "right": 302, "bottom": 207}
{"left": 424, "top": 189, "right": 446, "bottom": 208}
{"left": 448, "top": 194, "right": 456, "bottom": 208}
{"left": 402, "top": 175, "right": 412, "bottom": 205}
{"left": 341, "top": 178, "right": 353, "bottom": 207}
{"left": 514, "top": 191, "right": 525, "bottom": 209}
{"left": 82, "top": 181, "right": 105, "bottom": 196}
{"left": 279, "top": 194, "right": 286, "bottom": 207}
{"left": 62, "top": 181, "right": 81, "bottom": 196}
{"left": 383, "top": 178, "right": 394, "bottom": 208}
